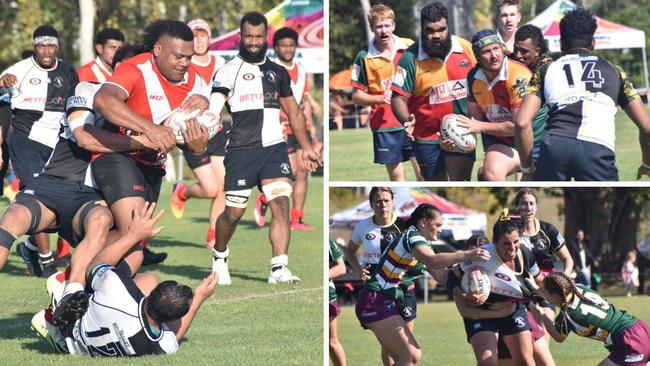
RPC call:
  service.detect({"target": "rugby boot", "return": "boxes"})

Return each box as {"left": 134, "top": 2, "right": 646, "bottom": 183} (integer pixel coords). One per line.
{"left": 42, "top": 261, "right": 58, "bottom": 278}
{"left": 291, "top": 219, "right": 317, "bottom": 231}
{"left": 31, "top": 308, "right": 68, "bottom": 353}
{"left": 253, "top": 194, "right": 268, "bottom": 227}
{"left": 170, "top": 183, "right": 187, "bottom": 219}
{"left": 211, "top": 248, "right": 231, "bottom": 285}
{"left": 16, "top": 242, "right": 43, "bottom": 277}
{"left": 268, "top": 265, "right": 300, "bottom": 284}
{"left": 52, "top": 290, "right": 89, "bottom": 327}
{"left": 142, "top": 247, "right": 167, "bottom": 265}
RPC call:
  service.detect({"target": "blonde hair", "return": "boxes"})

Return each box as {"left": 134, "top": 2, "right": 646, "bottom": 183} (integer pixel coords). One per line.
{"left": 497, "top": 0, "right": 520, "bottom": 15}
{"left": 367, "top": 4, "right": 395, "bottom": 28}
{"left": 625, "top": 250, "right": 637, "bottom": 264}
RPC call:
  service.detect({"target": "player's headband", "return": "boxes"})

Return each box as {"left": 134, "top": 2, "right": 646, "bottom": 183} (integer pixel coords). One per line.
{"left": 472, "top": 34, "right": 503, "bottom": 56}
{"left": 33, "top": 36, "right": 59, "bottom": 46}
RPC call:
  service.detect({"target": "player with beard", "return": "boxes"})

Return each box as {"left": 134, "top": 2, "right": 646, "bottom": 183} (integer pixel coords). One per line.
{"left": 93, "top": 19, "right": 211, "bottom": 268}
{"left": 209, "top": 12, "right": 321, "bottom": 285}
{"left": 0, "top": 25, "right": 78, "bottom": 277}
{"left": 169, "top": 19, "right": 227, "bottom": 249}
{"left": 350, "top": 4, "right": 421, "bottom": 182}
{"left": 458, "top": 29, "right": 530, "bottom": 180}
{"left": 495, "top": 0, "right": 522, "bottom": 54}
{"left": 391, "top": 2, "right": 477, "bottom": 181}
{"left": 77, "top": 28, "right": 125, "bottom": 83}
{"left": 252, "top": 27, "right": 321, "bottom": 231}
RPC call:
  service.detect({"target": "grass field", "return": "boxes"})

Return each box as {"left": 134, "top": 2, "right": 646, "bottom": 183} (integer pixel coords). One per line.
{"left": 336, "top": 295, "right": 650, "bottom": 365}
{"left": 0, "top": 178, "right": 323, "bottom": 365}
{"left": 329, "top": 107, "right": 650, "bottom": 181}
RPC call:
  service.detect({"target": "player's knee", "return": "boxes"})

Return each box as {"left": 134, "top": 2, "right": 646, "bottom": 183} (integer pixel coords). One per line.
{"left": 221, "top": 206, "right": 245, "bottom": 225}
{"left": 401, "top": 347, "right": 421, "bottom": 365}
{"left": 0, "top": 225, "right": 19, "bottom": 251}
{"left": 85, "top": 208, "right": 113, "bottom": 231}
{"left": 202, "top": 184, "right": 219, "bottom": 198}
{"left": 12, "top": 194, "right": 42, "bottom": 234}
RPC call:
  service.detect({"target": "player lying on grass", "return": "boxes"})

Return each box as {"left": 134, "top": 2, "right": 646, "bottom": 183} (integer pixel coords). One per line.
{"left": 32, "top": 202, "right": 218, "bottom": 357}
{"left": 447, "top": 217, "right": 552, "bottom": 366}
{"left": 355, "top": 203, "right": 490, "bottom": 365}
{"left": 528, "top": 272, "right": 650, "bottom": 366}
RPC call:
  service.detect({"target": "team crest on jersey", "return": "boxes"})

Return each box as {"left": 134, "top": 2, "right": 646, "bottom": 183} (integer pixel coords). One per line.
{"left": 383, "top": 299, "right": 394, "bottom": 310}
{"left": 266, "top": 70, "right": 278, "bottom": 83}
{"left": 384, "top": 232, "right": 397, "bottom": 242}
{"left": 280, "top": 163, "right": 291, "bottom": 174}
{"left": 402, "top": 307, "right": 413, "bottom": 317}
{"left": 365, "top": 233, "right": 377, "bottom": 240}
{"left": 496, "top": 90, "right": 506, "bottom": 101}
{"left": 243, "top": 73, "right": 255, "bottom": 81}
{"left": 459, "top": 59, "right": 469, "bottom": 67}
{"left": 494, "top": 273, "right": 511, "bottom": 281}
{"left": 53, "top": 76, "right": 64, "bottom": 88}
{"left": 29, "top": 78, "right": 41, "bottom": 85}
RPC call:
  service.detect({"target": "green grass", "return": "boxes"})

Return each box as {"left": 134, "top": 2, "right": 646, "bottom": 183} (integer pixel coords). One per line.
{"left": 336, "top": 295, "right": 650, "bottom": 365}
{"left": 0, "top": 178, "right": 324, "bottom": 365}
{"left": 329, "top": 107, "right": 650, "bottom": 181}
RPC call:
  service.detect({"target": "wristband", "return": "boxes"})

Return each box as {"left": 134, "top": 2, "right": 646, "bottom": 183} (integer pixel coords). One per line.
{"left": 520, "top": 165, "right": 536, "bottom": 174}
{"left": 642, "top": 162, "right": 650, "bottom": 169}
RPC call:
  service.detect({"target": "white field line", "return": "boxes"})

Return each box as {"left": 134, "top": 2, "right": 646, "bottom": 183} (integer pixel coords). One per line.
{"left": 211, "top": 287, "right": 322, "bottom": 303}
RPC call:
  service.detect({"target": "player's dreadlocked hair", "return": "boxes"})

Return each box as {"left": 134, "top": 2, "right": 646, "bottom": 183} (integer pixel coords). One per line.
{"left": 559, "top": 8, "right": 597, "bottom": 52}
{"left": 420, "top": 2, "right": 448, "bottom": 30}
{"left": 142, "top": 19, "right": 194, "bottom": 52}
{"left": 543, "top": 272, "right": 598, "bottom": 309}
{"left": 514, "top": 25, "right": 549, "bottom": 55}
{"left": 146, "top": 280, "right": 193, "bottom": 324}
{"left": 405, "top": 203, "right": 442, "bottom": 229}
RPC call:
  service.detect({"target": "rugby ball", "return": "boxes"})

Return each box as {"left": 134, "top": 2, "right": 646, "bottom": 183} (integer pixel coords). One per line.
{"left": 440, "top": 114, "right": 476, "bottom": 153}
{"left": 461, "top": 266, "right": 491, "bottom": 300}
{"left": 163, "top": 109, "right": 222, "bottom": 144}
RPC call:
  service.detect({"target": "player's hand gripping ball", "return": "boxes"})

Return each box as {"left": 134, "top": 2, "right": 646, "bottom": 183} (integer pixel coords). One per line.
{"left": 163, "top": 109, "right": 221, "bottom": 144}
{"left": 440, "top": 113, "right": 477, "bottom": 153}
{"left": 461, "top": 266, "right": 491, "bottom": 304}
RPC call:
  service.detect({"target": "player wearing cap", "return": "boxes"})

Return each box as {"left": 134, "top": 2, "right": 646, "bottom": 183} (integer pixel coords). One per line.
{"left": 77, "top": 28, "right": 125, "bottom": 83}
{"left": 0, "top": 25, "right": 78, "bottom": 277}
{"left": 169, "top": 19, "right": 227, "bottom": 249}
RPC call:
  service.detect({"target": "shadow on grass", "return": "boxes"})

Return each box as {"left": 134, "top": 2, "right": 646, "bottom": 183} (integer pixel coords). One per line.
{"left": 146, "top": 237, "right": 201, "bottom": 249}
{"left": 0, "top": 312, "right": 37, "bottom": 340}
{"left": 22, "top": 339, "right": 56, "bottom": 354}
{"left": 152, "top": 262, "right": 266, "bottom": 283}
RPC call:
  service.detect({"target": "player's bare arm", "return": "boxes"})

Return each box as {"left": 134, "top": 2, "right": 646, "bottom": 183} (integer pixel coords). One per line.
{"left": 280, "top": 95, "right": 321, "bottom": 170}
{"left": 86, "top": 202, "right": 164, "bottom": 277}
{"left": 514, "top": 93, "right": 542, "bottom": 174}
{"left": 0, "top": 105, "right": 10, "bottom": 167}
{"left": 390, "top": 93, "right": 415, "bottom": 139}
{"left": 623, "top": 98, "right": 650, "bottom": 179}
{"left": 70, "top": 110, "right": 157, "bottom": 153}
{"left": 351, "top": 88, "right": 385, "bottom": 106}
{"left": 459, "top": 102, "right": 516, "bottom": 136}
{"left": 94, "top": 83, "right": 177, "bottom": 152}
{"left": 170, "top": 272, "right": 217, "bottom": 342}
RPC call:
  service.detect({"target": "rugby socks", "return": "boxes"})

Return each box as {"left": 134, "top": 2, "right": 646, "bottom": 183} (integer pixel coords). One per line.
{"left": 212, "top": 247, "right": 228, "bottom": 261}
{"left": 61, "top": 282, "right": 84, "bottom": 298}
{"left": 56, "top": 237, "right": 71, "bottom": 258}
{"left": 270, "top": 254, "right": 288, "bottom": 273}
{"left": 140, "top": 239, "right": 148, "bottom": 248}
{"left": 260, "top": 194, "right": 268, "bottom": 205}
{"left": 176, "top": 183, "right": 189, "bottom": 201}
{"left": 206, "top": 228, "right": 215, "bottom": 243}
{"left": 290, "top": 208, "right": 304, "bottom": 224}
{"left": 39, "top": 251, "right": 54, "bottom": 266}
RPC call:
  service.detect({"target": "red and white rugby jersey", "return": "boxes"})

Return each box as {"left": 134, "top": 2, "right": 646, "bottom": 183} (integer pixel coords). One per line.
{"left": 273, "top": 59, "right": 309, "bottom": 134}
{"left": 77, "top": 57, "right": 112, "bottom": 83}
{"left": 103, "top": 52, "right": 211, "bottom": 169}
{"left": 192, "top": 53, "right": 226, "bottom": 85}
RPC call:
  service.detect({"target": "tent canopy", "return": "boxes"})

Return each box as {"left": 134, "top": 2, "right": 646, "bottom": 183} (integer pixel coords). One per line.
{"left": 330, "top": 188, "right": 487, "bottom": 241}
{"left": 527, "top": 0, "right": 645, "bottom": 52}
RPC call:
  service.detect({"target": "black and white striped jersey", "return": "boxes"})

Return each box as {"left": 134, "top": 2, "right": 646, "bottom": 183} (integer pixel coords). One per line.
{"left": 527, "top": 50, "right": 638, "bottom": 151}
{"left": 41, "top": 82, "right": 102, "bottom": 186}
{"left": 0, "top": 56, "right": 78, "bottom": 148}
{"left": 70, "top": 264, "right": 179, "bottom": 357}
{"left": 211, "top": 55, "right": 293, "bottom": 149}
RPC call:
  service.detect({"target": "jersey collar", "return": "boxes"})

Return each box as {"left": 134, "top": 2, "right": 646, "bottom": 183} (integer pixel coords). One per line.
{"left": 474, "top": 57, "right": 510, "bottom": 91}
{"left": 367, "top": 34, "right": 408, "bottom": 60}
{"left": 94, "top": 56, "right": 112, "bottom": 76}
{"left": 417, "top": 35, "right": 463, "bottom": 63}
{"left": 30, "top": 55, "right": 58, "bottom": 71}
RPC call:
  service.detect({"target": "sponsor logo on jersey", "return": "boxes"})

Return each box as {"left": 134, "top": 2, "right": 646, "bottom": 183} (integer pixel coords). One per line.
{"left": 237, "top": 179, "right": 246, "bottom": 186}
{"left": 361, "top": 310, "right": 377, "bottom": 318}
{"left": 351, "top": 64, "right": 360, "bottom": 82}
{"left": 280, "top": 163, "right": 291, "bottom": 174}
{"left": 53, "top": 76, "right": 64, "bottom": 88}
{"left": 514, "top": 316, "right": 526, "bottom": 328}
{"left": 624, "top": 354, "right": 644, "bottom": 362}
{"left": 265, "top": 70, "right": 278, "bottom": 83}
{"left": 459, "top": 59, "right": 469, "bottom": 67}
{"left": 29, "top": 78, "right": 41, "bottom": 85}
{"left": 429, "top": 80, "right": 467, "bottom": 105}
{"left": 512, "top": 76, "right": 527, "bottom": 98}
{"left": 24, "top": 189, "right": 34, "bottom": 195}
{"left": 149, "top": 95, "right": 164, "bottom": 101}
{"left": 132, "top": 185, "right": 144, "bottom": 192}
{"left": 393, "top": 67, "right": 406, "bottom": 88}
{"left": 66, "top": 95, "right": 88, "bottom": 109}
{"left": 365, "top": 232, "right": 377, "bottom": 241}
{"left": 402, "top": 306, "right": 413, "bottom": 318}
{"left": 483, "top": 104, "right": 512, "bottom": 122}
{"left": 473, "top": 322, "right": 482, "bottom": 329}
{"left": 494, "top": 272, "right": 511, "bottom": 281}
{"left": 243, "top": 73, "right": 255, "bottom": 81}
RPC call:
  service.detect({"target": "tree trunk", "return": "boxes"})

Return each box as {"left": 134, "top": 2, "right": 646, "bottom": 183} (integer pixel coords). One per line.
{"left": 78, "top": 0, "right": 96, "bottom": 66}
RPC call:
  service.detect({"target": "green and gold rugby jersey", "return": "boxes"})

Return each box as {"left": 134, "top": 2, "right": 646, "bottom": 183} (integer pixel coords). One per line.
{"left": 329, "top": 239, "right": 344, "bottom": 302}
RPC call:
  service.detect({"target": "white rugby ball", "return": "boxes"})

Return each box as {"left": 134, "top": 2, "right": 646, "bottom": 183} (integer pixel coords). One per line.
{"left": 461, "top": 266, "right": 491, "bottom": 299}
{"left": 163, "top": 109, "right": 222, "bottom": 144}
{"left": 440, "top": 113, "right": 476, "bottom": 153}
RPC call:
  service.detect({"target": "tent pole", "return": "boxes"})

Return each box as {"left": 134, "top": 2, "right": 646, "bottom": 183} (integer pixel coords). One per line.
{"left": 643, "top": 46, "right": 650, "bottom": 103}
